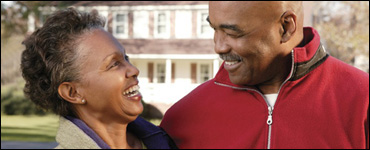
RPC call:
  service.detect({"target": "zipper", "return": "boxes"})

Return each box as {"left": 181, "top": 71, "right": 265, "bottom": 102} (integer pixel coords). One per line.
{"left": 267, "top": 106, "right": 273, "bottom": 149}
{"left": 214, "top": 81, "right": 274, "bottom": 148}
{"left": 214, "top": 50, "right": 295, "bottom": 149}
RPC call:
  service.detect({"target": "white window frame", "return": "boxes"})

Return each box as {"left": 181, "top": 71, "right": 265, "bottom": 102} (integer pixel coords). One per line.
{"left": 113, "top": 11, "right": 129, "bottom": 39}
{"left": 197, "top": 10, "right": 213, "bottom": 39}
{"left": 154, "top": 11, "right": 171, "bottom": 39}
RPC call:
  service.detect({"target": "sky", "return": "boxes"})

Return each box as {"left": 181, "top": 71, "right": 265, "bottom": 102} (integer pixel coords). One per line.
{"left": 1, "top": 1, "right": 14, "bottom": 8}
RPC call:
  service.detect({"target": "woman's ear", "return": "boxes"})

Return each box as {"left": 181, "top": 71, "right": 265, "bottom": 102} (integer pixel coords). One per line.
{"left": 280, "top": 10, "right": 297, "bottom": 43}
{"left": 58, "top": 82, "right": 84, "bottom": 104}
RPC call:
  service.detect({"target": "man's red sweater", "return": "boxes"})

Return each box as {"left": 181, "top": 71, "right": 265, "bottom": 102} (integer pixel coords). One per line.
{"left": 160, "top": 27, "right": 369, "bottom": 149}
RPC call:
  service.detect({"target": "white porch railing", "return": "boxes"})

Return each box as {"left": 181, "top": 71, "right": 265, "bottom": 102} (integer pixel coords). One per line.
{"left": 139, "top": 83, "right": 201, "bottom": 104}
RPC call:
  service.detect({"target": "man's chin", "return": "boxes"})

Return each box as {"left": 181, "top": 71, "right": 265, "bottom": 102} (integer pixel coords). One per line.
{"left": 229, "top": 75, "right": 256, "bottom": 86}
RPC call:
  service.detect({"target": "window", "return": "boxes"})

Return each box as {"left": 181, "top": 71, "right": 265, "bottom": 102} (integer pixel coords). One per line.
{"left": 200, "top": 13, "right": 211, "bottom": 34}
{"left": 191, "top": 63, "right": 212, "bottom": 83}
{"left": 197, "top": 11, "right": 213, "bottom": 38}
{"left": 157, "top": 63, "right": 166, "bottom": 83}
{"left": 200, "top": 64, "right": 210, "bottom": 83}
{"left": 154, "top": 11, "right": 170, "bottom": 38}
{"left": 158, "top": 13, "right": 166, "bottom": 34}
{"left": 113, "top": 12, "right": 129, "bottom": 38}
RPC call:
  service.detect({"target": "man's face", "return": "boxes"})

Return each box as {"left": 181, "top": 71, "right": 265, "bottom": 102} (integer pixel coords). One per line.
{"left": 208, "top": 1, "right": 290, "bottom": 86}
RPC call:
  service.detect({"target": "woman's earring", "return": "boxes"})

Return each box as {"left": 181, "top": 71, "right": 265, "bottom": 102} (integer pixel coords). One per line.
{"left": 81, "top": 99, "right": 86, "bottom": 104}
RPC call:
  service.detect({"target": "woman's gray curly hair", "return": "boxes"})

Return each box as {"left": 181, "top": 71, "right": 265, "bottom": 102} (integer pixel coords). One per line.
{"left": 21, "top": 7, "right": 105, "bottom": 117}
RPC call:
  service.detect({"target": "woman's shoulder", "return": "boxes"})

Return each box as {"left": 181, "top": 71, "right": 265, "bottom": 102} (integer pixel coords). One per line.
{"left": 128, "top": 116, "right": 178, "bottom": 149}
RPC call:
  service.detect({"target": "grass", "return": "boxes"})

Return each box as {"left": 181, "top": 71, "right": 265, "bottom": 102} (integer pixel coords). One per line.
{"left": 1, "top": 115, "right": 59, "bottom": 142}
{"left": 1, "top": 114, "right": 162, "bottom": 142}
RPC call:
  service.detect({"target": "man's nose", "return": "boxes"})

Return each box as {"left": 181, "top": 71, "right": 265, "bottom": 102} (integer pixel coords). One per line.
{"left": 214, "top": 32, "right": 231, "bottom": 54}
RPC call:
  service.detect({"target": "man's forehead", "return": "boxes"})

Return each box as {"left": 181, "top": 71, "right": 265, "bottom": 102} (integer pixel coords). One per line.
{"left": 208, "top": 1, "right": 285, "bottom": 25}
{"left": 209, "top": 1, "right": 283, "bottom": 16}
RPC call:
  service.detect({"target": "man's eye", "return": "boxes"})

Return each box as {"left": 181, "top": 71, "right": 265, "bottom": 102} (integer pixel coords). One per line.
{"left": 226, "top": 33, "right": 243, "bottom": 38}
{"left": 226, "top": 33, "right": 237, "bottom": 37}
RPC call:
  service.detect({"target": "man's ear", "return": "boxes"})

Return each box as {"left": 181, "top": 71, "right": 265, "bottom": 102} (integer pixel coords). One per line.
{"left": 58, "top": 82, "right": 84, "bottom": 104}
{"left": 280, "top": 10, "right": 297, "bottom": 43}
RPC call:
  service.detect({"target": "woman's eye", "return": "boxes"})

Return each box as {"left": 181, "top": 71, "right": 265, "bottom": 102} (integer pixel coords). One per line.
{"left": 125, "top": 55, "right": 130, "bottom": 62}
{"left": 109, "top": 61, "right": 120, "bottom": 69}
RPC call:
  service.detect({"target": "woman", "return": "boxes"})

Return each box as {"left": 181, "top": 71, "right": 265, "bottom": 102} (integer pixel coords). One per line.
{"left": 21, "top": 7, "right": 176, "bottom": 149}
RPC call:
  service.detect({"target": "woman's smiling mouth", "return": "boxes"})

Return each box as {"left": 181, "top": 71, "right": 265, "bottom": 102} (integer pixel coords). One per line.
{"left": 123, "top": 85, "right": 141, "bottom": 99}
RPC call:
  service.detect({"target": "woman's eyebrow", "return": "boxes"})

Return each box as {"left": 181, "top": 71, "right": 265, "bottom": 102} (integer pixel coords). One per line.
{"left": 102, "top": 52, "right": 122, "bottom": 62}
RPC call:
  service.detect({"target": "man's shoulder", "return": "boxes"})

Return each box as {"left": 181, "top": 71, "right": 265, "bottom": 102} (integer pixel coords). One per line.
{"left": 319, "top": 56, "right": 369, "bottom": 96}
{"left": 161, "top": 79, "right": 219, "bottom": 117}
{"left": 181, "top": 79, "right": 218, "bottom": 99}
{"left": 325, "top": 56, "right": 369, "bottom": 80}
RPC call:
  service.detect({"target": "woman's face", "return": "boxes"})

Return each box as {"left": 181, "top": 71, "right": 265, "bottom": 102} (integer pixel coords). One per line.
{"left": 74, "top": 28, "right": 143, "bottom": 123}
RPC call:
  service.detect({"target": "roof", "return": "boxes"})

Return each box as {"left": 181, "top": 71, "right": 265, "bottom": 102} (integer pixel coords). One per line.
{"left": 50, "top": 1, "right": 209, "bottom": 7}
{"left": 120, "top": 39, "right": 215, "bottom": 54}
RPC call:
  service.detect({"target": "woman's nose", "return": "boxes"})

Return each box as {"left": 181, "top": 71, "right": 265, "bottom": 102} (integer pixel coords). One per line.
{"left": 126, "top": 63, "right": 140, "bottom": 78}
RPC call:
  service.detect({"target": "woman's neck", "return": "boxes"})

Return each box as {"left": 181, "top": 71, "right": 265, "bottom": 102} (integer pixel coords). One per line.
{"left": 78, "top": 114, "right": 141, "bottom": 149}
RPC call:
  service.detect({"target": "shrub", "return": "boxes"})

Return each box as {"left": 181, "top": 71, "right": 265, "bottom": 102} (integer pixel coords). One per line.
{"left": 1, "top": 82, "right": 49, "bottom": 115}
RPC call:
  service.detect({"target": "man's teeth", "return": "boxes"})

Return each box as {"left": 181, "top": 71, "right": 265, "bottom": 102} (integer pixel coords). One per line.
{"left": 123, "top": 85, "right": 140, "bottom": 97}
{"left": 225, "top": 61, "right": 240, "bottom": 65}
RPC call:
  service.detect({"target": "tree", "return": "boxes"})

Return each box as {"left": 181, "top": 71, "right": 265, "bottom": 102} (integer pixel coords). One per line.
{"left": 312, "top": 1, "right": 369, "bottom": 72}
{"left": 1, "top": 1, "right": 72, "bottom": 41}
{"left": 1, "top": 1, "right": 71, "bottom": 85}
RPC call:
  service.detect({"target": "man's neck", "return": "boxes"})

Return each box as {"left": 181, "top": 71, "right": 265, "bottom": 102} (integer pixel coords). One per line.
{"left": 257, "top": 81, "right": 282, "bottom": 94}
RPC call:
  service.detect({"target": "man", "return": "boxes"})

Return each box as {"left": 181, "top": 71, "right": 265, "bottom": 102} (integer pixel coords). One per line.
{"left": 160, "top": 1, "right": 369, "bottom": 149}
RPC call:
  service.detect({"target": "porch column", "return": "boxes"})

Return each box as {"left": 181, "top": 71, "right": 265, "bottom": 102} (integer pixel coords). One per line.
{"left": 165, "top": 59, "right": 172, "bottom": 84}
{"left": 213, "top": 59, "right": 219, "bottom": 77}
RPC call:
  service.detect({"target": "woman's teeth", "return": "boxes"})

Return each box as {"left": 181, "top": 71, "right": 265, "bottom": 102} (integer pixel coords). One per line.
{"left": 123, "top": 85, "right": 140, "bottom": 97}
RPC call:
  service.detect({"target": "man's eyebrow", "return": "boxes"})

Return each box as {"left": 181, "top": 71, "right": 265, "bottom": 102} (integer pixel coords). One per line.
{"left": 206, "top": 16, "right": 243, "bottom": 33}
{"left": 220, "top": 24, "right": 243, "bottom": 33}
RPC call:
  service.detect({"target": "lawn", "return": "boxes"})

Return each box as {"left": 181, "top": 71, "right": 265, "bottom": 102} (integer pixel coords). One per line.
{"left": 1, "top": 115, "right": 59, "bottom": 142}
{"left": 1, "top": 115, "right": 162, "bottom": 142}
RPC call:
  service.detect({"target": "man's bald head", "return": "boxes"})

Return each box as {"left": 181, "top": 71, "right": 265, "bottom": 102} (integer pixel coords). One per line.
{"left": 208, "top": 1, "right": 304, "bottom": 48}
{"left": 208, "top": 1, "right": 305, "bottom": 88}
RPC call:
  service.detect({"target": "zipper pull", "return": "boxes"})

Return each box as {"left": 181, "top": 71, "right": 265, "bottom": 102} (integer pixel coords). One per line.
{"left": 267, "top": 107, "right": 273, "bottom": 125}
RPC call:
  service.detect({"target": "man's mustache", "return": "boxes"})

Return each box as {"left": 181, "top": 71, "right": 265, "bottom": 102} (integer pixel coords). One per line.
{"left": 219, "top": 53, "right": 243, "bottom": 61}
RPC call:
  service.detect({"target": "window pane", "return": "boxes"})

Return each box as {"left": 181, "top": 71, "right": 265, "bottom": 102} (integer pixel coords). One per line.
{"left": 201, "top": 13, "right": 208, "bottom": 23}
{"left": 201, "top": 25, "right": 212, "bottom": 34}
{"left": 200, "top": 64, "right": 210, "bottom": 83}
{"left": 157, "top": 64, "right": 166, "bottom": 83}
{"left": 158, "top": 13, "right": 166, "bottom": 23}
{"left": 201, "top": 64, "right": 209, "bottom": 73}
{"left": 158, "top": 25, "right": 166, "bottom": 34}
{"left": 116, "top": 25, "right": 125, "bottom": 34}
{"left": 117, "top": 14, "right": 126, "bottom": 22}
